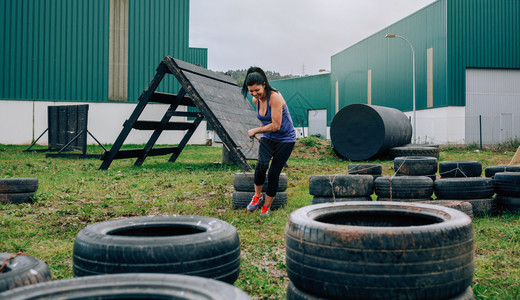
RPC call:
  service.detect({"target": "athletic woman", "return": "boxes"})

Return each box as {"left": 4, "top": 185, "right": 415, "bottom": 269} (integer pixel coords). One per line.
{"left": 241, "top": 67, "right": 296, "bottom": 216}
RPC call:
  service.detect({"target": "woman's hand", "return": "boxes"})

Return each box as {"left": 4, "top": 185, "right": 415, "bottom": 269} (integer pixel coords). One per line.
{"left": 248, "top": 128, "right": 257, "bottom": 139}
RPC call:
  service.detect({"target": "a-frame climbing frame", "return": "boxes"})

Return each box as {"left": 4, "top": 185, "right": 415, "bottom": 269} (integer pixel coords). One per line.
{"left": 99, "top": 56, "right": 260, "bottom": 171}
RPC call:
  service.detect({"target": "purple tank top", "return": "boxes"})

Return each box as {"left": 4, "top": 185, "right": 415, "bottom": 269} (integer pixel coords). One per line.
{"left": 255, "top": 93, "right": 296, "bottom": 143}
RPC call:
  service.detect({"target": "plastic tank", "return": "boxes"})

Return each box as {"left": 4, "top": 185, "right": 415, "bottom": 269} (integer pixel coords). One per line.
{"left": 330, "top": 104, "right": 412, "bottom": 161}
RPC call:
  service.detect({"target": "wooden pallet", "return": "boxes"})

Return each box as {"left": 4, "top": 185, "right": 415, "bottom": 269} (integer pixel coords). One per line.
{"left": 99, "top": 56, "right": 259, "bottom": 171}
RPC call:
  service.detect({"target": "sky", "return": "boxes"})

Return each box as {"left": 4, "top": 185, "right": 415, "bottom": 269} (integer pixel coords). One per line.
{"left": 189, "top": 0, "right": 437, "bottom": 76}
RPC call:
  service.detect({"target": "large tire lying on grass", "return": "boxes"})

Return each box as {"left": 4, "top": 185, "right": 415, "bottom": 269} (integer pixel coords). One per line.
{"left": 434, "top": 178, "right": 494, "bottom": 200}
{"left": 233, "top": 173, "right": 288, "bottom": 192}
{"left": 0, "top": 273, "right": 251, "bottom": 300}
{"left": 0, "top": 178, "right": 38, "bottom": 204}
{"left": 439, "top": 161, "right": 482, "bottom": 178}
{"left": 484, "top": 165, "right": 520, "bottom": 178}
{"left": 309, "top": 175, "right": 373, "bottom": 197}
{"left": 389, "top": 146, "right": 440, "bottom": 159}
{"left": 285, "top": 201, "right": 474, "bottom": 300}
{"left": 0, "top": 253, "right": 52, "bottom": 292}
{"left": 73, "top": 215, "right": 240, "bottom": 284}
{"left": 394, "top": 156, "right": 438, "bottom": 176}
{"left": 374, "top": 176, "right": 434, "bottom": 199}
{"left": 232, "top": 191, "right": 287, "bottom": 209}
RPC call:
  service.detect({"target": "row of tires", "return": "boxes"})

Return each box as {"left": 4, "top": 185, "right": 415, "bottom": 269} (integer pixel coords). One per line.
{"left": 0, "top": 215, "right": 250, "bottom": 298}
{"left": 232, "top": 173, "right": 288, "bottom": 209}
{"left": 0, "top": 178, "right": 38, "bottom": 204}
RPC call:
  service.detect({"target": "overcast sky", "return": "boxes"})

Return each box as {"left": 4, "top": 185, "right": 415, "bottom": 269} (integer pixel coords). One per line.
{"left": 189, "top": 0, "right": 437, "bottom": 76}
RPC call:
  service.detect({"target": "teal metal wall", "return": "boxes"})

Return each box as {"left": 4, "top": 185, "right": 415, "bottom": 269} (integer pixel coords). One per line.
{"left": 0, "top": 0, "right": 207, "bottom": 103}
{"left": 332, "top": 0, "right": 520, "bottom": 111}
{"left": 271, "top": 74, "right": 331, "bottom": 127}
{"left": 447, "top": 0, "right": 520, "bottom": 106}
{"left": 0, "top": 0, "right": 109, "bottom": 102}
{"left": 332, "top": 0, "right": 447, "bottom": 112}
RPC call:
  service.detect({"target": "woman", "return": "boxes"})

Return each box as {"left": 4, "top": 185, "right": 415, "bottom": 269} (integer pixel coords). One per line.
{"left": 241, "top": 67, "right": 296, "bottom": 216}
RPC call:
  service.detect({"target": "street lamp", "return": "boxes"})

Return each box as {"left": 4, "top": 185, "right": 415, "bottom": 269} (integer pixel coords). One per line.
{"left": 385, "top": 33, "right": 416, "bottom": 144}
{"left": 319, "top": 69, "right": 339, "bottom": 113}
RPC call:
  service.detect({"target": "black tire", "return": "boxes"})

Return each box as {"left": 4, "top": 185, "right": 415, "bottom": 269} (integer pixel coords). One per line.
{"left": 0, "top": 273, "right": 251, "bottom": 300}
{"left": 403, "top": 143, "right": 440, "bottom": 148}
{"left": 0, "top": 192, "right": 35, "bottom": 204}
{"left": 463, "top": 198, "right": 496, "bottom": 217}
{"left": 285, "top": 202, "right": 474, "bottom": 300}
{"left": 394, "top": 156, "right": 438, "bottom": 175}
{"left": 374, "top": 176, "right": 434, "bottom": 199}
{"left": 309, "top": 175, "right": 373, "bottom": 197}
{"left": 484, "top": 165, "right": 520, "bottom": 178}
{"left": 232, "top": 191, "right": 287, "bottom": 209}
{"left": 233, "top": 172, "right": 288, "bottom": 192}
{"left": 396, "top": 173, "right": 437, "bottom": 182}
{"left": 73, "top": 215, "right": 240, "bottom": 284}
{"left": 418, "top": 200, "right": 474, "bottom": 219}
{"left": 286, "top": 281, "right": 327, "bottom": 300}
{"left": 0, "top": 178, "right": 38, "bottom": 193}
{"left": 377, "top": 197, "right": 433, "bottom": 202}
{"left": 496, "top": 195, "right": 520, "bottom": 211}
{"left": 434, "top": 178, "right": 495, "bottom": 200}
{"left": 0, "top": 253, "right": 52, "bottom": 292}
{"left": 312, "top": 196, "right": 372, "bottom": 204}
{"left": 493, "top": 172, "right": 520, "bottom": 197}
{"left": 439, "top": 161, "right": 482, "bottom": 178}
{"left": 347, "top": 164, "right": 382, "bottom": 175}
{"left": 389, "top": 146, "right": 440, "bottom": 159}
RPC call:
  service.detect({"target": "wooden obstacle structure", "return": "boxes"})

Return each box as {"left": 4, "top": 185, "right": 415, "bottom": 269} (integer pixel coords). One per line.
{"left": 99, "top": 56, "right": 259, "bottom": 171}
{"left": 25, "top": 104, "right": 105, "bottom": 158}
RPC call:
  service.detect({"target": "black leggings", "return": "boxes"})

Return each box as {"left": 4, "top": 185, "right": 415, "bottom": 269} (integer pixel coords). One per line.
{"left": 254, "top": 138, "right": 295, "bottom": 197}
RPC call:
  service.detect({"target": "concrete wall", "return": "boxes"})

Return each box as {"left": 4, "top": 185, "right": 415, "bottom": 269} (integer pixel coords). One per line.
{"left": 0, "top": 100, "right": 207, "bottom": 146}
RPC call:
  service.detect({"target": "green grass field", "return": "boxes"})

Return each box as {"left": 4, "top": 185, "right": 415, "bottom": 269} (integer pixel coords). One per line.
{"left": 0, "top": 139, "right": 519, "bottom": 299}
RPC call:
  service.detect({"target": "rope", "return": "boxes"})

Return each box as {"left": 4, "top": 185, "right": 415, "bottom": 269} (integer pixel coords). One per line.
{"left": 0, "top": 251, "right": 26, "bottom": 273}
{"left": 438, "top": 163, "right": 468, "bottom": 177}
{"left": 328, "top": 174, "right": 338, "bottom": 202}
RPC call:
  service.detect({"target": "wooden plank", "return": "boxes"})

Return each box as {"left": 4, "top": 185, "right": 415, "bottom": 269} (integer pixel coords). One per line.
{"left": 166, "top": 111, "right": 201, "bottom": 118}
{"left": 171, "top": 57, "right": 237, "bottom": 85}
{"left": 132, "top": 121, "right": 193, "bottom": 131}
{"left": 149, "top": 92, "right": 196, "bottom": 107}
{"left": 510, "top": 146, "right": 520, "bottom": 165}
{"left": 104, "top": 147, "right": 178, "bottom": 160}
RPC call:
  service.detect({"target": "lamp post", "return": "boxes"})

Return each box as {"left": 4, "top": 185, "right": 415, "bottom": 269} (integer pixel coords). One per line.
{"left": 385, "top": 34, "right": 416, "bottom": 144}
{"left": 319, "top": 69, "right": 339, "bottom": 114}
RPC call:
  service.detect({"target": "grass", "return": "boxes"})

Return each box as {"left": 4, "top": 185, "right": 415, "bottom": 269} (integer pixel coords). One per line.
{"left": 0, "top": 139, "right": 519, "bottom": 299}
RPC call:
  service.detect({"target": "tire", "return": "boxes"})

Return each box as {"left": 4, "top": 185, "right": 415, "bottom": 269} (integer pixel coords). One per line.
{"left": 0, "top": 273, "right": 250, "bottom": 300}
{"left": 493, "top": 172, "right": 520, "bottom": 197}
{"left": 439, "top": 161, "right": 482, "bottom": 178}
{"left": 0, "top": 178, "right": 38, "bottom": 193}
{"left": 309, "top": 175, "right": 373, "bottom": 197}
{"left": 0, "top": 253, "right": 52, "bottom": 292}
{"left": 347, "top": 164, "right": 382, "bottom": 175}
{"left": 418, "top": 200, "right": 474, "bottom": 219}
{"left": 394, "top": 156, "right": 438, "bottom": 175}
{"left": 396, "top": 173, "right": 437, "bottom": 182}
{"left": 463, "top": 198, "right": 496, "bottom": 217}
{"left": 389, "top": 146, "right": 440, "bottom": 159}
{"left": 312, "top": 196, "right": 372, "bottom": 204}
{"left": 286, "top": 281, "right": 327, "bottom": 300}
{"left": 233, "top": 173, "right": 288, "bottom": 192}
{"left": 232, "top": 191, "right": 287, "bottom": 209}
{"left": 285, "top": 202, "right": 474, "bottom": 300}
{"left": 434, "top": 178, "right": 494, "bottom": 200}
{"left": 484, "top": 165, "right": 520, "bottom": 178}
{"left": 73, "top": 215, "right": 240, "bottom": 284}
{"left": 374, "top": 176, "right": 434, "bottom": 199}
{"left": 377, "top": 197, "right": 433, "bottom": 202}
{"left": 0, "top": 192, "right": 35, "bottom": 204}
{"left": 496, "top": 195, "right": 520, "bottom": 211}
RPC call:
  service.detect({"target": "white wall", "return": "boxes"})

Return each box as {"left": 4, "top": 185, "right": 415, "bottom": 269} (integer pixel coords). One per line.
{"left": 404, "top": 106, "right": 466, "bottom": 145}
{"left": 0, "top": 100, "right": 207, "bottom": 146}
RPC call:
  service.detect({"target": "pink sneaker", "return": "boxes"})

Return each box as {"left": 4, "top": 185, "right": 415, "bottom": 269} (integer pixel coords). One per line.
{"left": 260, "top": 205, "right": 270, "bottom": 217}
{"left": 247, "top": 194, "right": 263, "bottom": 212}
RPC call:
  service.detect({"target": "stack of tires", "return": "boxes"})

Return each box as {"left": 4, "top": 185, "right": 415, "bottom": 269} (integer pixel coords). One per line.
{"left": 0, "top": 253, "right": 52, "bottom": 292}
{"left": 232, "top": 173, "right": 288, "bottom": 209}
{"left": 285, "top": 202, "right": 475, "bottom": 299}
{"left": 494, "top": 172, "right": 520, "bottom": 212}
{"left": 394, "top": 156, "right": 438, "bottom": 181}
{"left": 374, "top": 176, "right": 434, "bottom": 201}
{"left": 0, "top": 178, "right": 38, "bottom": 204}
{"left": 72, "top": 215, "right": 241, "bottom": 284}
{"left": 308, "top": 174, "right": 373, "bottom": 204}
{"left": 347, "top": 163, "right": 382, "bottom": 180}
{"left": 484, "top": 165, "right": 520, "bottom": 178}
{"left": 435, "top": 161, "right": 495, "bottom": 216}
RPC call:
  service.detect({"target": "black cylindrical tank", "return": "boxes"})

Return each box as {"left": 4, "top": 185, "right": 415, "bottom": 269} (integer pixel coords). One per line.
{"left": 330, "top": 104, "right": 412, "bottom": 161}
